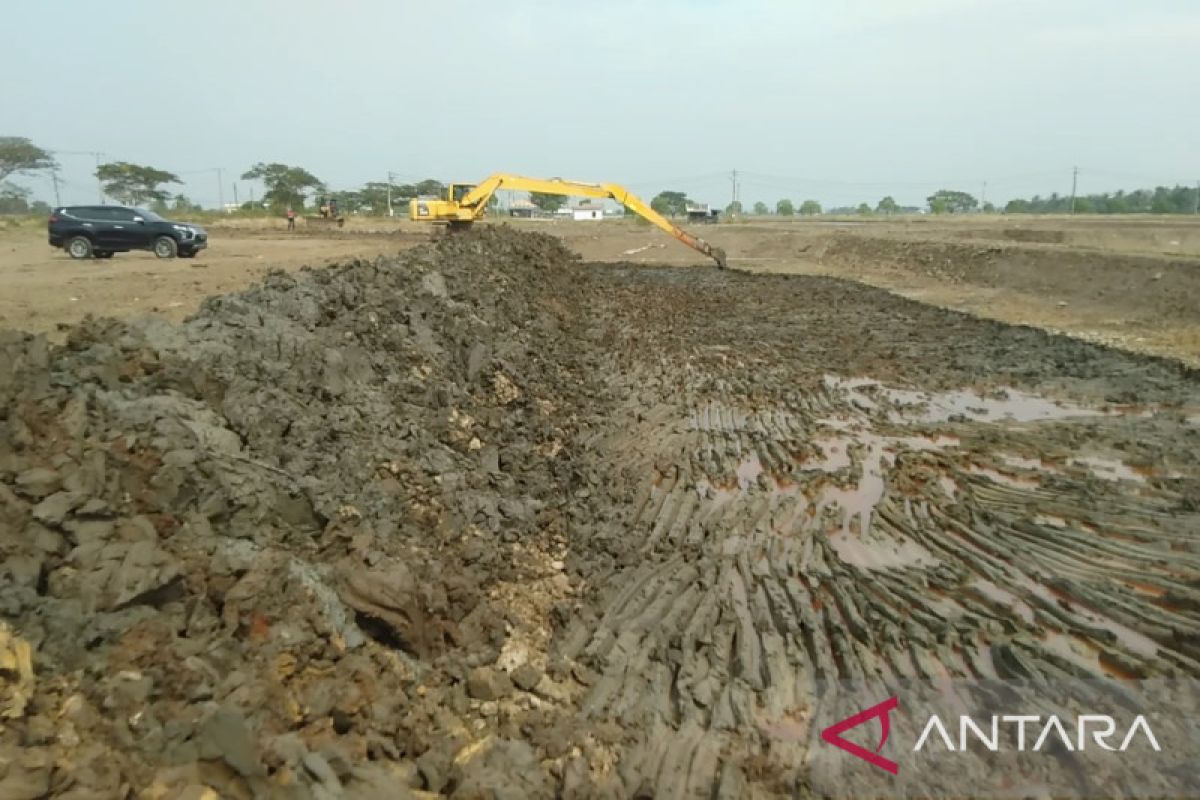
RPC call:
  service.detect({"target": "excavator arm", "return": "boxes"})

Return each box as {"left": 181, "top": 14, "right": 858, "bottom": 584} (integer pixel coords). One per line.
{"left": 421, "top": 173, "right": 727, "bottom": 268}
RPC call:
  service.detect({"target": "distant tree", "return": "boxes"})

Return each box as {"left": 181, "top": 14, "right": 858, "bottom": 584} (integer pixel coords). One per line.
{"left": 172, "top": 194, "right": 203, "bottom": 214}
{"left": 799, "top": 199, "right": 821, "bottom": 216}
{"left": 414, "top": 179, "right": 447, "bottom": 198}
{"left": 241, "top": 162, "right": 324, "bottom": 212}
{"left": 357, "top": 182, "right": 394, "bottom": 214}
{"left": 0, "top": 182, "right": 31, "bottom": 214}
{"left": 1103, "top": 192, "right": 1129, "bottom": 214}
{"left": 776, "top": 198, "right": 795, "bottom": 216}
{"left": 385, "top": 181, "right": 442, "bottom": 208}
{"left": 95, "top": 162, "right": 180, "bottom": 206}
{"left": 926, "top": 189, "right": 977, "bottom": 214}
{"left": 0, "top": 137, "right": 56, "bottom": 183}
{"left": 875, "top": 196, "right": 898, "bottom": 215}
{"left": 752, "top": 201, "right": 769, "bottom": 215}
{"left": 1000, "top": 183, "right": 1200, "bottom": 215}
{"left": 0, "top": 184, "right": 48, "bottom": 216}
{"left": 725, "top": 200, "right": 744, "bottom": 216}
{"left": 982, "top": 201, "right": 996, "bottom": 213}
{"left": 530, "top": 192, "right": 566, "bottom": 213}
{"left": 856, "top": 203, "right": 872, "bottom": 216}
{"left": 651, "top": 190, "right": 690, "bottom": 217}
{"left": 326, "top": 190, "right": 362, "bottom": 214}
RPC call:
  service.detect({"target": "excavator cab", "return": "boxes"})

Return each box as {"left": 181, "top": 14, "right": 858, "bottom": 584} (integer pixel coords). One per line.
{"left": 409, "top": 183, "right": 477, "bottom": 225}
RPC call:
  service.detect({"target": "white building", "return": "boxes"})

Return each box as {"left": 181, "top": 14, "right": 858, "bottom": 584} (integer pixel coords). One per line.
{"left": 570, "top": 200, "right": 605, "bottom": 221}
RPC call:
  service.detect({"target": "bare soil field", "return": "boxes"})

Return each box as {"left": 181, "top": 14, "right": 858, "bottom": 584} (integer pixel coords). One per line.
{"left": 1, "top": 219, "right": 1199, "bottom": 797}
{"left": 4, "top": 214, "right": 1199, "bottom": 364}
{"left": 0, "top": 224, "right": 428, "bottom": 337}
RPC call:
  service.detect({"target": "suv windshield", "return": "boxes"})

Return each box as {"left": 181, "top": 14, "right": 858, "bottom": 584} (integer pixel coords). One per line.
{"left": 133, "top": 208, "right": 166, "bottom": 222}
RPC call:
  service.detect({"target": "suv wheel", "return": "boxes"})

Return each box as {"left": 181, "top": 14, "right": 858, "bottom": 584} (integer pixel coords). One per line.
{"left": 67, "top": 236, "right": 93, "bottom": 260}
{"left": 153, "top": 236, "right": 178, "bottom": 259}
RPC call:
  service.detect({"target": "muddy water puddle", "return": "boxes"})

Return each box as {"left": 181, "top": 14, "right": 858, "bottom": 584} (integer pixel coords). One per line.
{"left": 685, "top": 378, "right": 1182, "bottom": 622}
{"left": 826, "top": 375, "right": 1124, "bottom": 423}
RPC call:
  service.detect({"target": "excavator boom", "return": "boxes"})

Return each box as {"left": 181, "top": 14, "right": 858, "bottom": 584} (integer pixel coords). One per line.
{"left": 410, "top": 173, "right": 727, "bottom": 268}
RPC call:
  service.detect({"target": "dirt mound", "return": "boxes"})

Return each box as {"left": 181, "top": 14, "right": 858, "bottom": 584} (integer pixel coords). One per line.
{"left": 999, "top": 227, "right": 1066, "bottom": 244}
{"left": 0, "top": 228, "right": 616, "bottom": 798}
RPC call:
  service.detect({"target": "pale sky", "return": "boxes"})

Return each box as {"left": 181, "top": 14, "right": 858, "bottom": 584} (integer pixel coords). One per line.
{"left": 6, "top": 0, "right": 1199, "bottom": 209}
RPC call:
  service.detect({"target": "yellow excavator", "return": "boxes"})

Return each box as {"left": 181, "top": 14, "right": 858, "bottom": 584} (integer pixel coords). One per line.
{"left": 409, "top": 174, "right": 727, "bottom": 268}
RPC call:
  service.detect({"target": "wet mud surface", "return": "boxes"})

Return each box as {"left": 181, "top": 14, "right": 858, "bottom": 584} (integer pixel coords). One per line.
{"left": 1, "top": 228, "right": 1198, "bottom": 797}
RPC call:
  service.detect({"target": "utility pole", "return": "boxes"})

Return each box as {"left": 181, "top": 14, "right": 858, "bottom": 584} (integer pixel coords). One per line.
{"left": 50, "top": 169, "right": 61, "bottom": 207}
{"left": 1070, "top": 166, "right": 1079, "bottom": 214}
{"left": 233, "top": 183, "right": 238, "bottom": 206}
{"left": 981, "top": 181, "right": 987, "bottom": 210}
{"left": 387, "top": 171, "right": 396, "bottom": 217}
{"left": 730, "top": 169, "right": 738, "bottom": 214}
{"left": 51, "top": 149, "right": 106, "bottom": 203}
{"left": 216, "top": 168, "right": 224, "bottom": 212}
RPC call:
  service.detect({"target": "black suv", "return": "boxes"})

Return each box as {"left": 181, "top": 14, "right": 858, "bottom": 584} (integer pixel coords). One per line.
{"left": 48, "top": 206, "right": 208, "bottom": 260}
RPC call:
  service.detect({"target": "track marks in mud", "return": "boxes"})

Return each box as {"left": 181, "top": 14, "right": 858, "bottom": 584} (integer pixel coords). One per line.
{"left": 560, "top": 264, "right": 1200, "bottom": 796}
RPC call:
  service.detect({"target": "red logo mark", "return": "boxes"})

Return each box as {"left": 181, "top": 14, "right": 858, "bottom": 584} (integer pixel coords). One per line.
{"left": 820, "top": 696, "right": 900, "bottom": 774}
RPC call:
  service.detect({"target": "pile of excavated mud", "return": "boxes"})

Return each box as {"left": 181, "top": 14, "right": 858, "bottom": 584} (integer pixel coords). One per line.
{"left": 3, "top": 227, "right": 1200, "bottom": 798}
{"left": 0, "top": 228, "right": 625, "bottom": 798}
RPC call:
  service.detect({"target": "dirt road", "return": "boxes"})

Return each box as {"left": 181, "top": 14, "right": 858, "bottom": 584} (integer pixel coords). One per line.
{"left": 2, "top": 228, "right": 1197, "bottom": 797}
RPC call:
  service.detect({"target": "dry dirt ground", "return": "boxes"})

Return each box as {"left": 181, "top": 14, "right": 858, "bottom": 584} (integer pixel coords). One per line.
{"left": 1, "top": 219, "right": 1199, "bottom": 797}
{"left": 0, "top": 224, "right": 429, "bottom": 336}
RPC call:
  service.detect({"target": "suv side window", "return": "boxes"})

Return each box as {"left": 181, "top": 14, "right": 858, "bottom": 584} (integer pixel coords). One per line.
{"left": 107, "top": 208, "right": 137, "bottom": 222}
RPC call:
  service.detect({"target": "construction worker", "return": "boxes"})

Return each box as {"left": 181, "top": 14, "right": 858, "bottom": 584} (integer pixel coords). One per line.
{"left": 286, "top": 207, "right": 296, "bottom": 231}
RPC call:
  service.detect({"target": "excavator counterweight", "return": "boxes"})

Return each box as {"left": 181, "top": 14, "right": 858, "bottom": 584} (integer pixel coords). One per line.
{"left": 410, "top": 174, "right": 727, "bottom": 268}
